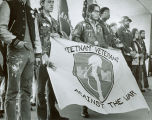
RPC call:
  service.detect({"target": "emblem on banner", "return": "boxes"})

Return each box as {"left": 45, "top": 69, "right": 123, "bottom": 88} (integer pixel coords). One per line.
{"left": 73, "top": 53, "right": 114, "bottom": 102}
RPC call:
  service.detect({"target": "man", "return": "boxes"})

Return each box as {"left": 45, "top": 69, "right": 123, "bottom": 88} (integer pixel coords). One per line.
{"left": 117, "top": 16, "right": 135, "bottom": 69}
{"left": 72, "top": 4, "right": 107, "bottom": 48}
{"left": 37, "top": 0, "right": 69, "bottom": 120}
{"left": 0, "top": 69, "right": 5, "bottom": 118}
{"left": 131, "top": 28, "right": 144, "bottom": 91}
{"left": 0, "top": 0, "right": 7, "bottom": 116}
{"left": 109, "top": 23, "right": 124, "bottom": 49}
{"left": 72, "top": 4, "right": 107, "bottom": 118}
{"left": 148, "top": 55, "right": 152, "bottom": 76}
{"left": 0, "top": 40, "right": 5, "bottom": 118}
{"left": 0, "top": 0, "right": 42, "bottom": 119}
{"left": 139, "top": 30, "right": 151, "bottom": 91}
{"left": 99, "top": 7, "right": 115, "bottom": 47}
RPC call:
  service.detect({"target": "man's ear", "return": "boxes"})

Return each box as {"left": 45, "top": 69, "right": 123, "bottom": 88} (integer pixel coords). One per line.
{"left": 87, "top": 12, "right": 91, "bottom": 18}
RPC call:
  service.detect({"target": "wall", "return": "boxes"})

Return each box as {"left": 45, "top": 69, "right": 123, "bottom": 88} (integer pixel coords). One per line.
{"left": 0, "top": 2, "right": 2, "bottom": 65}
{"left": 130, "top": 13, "right": 152, "bottom": 71}
{"left": 150, "top": 15, "right": 152, "bottom": 54}
{"left": 130, "top": 14, "right": 151, "bottom": 54}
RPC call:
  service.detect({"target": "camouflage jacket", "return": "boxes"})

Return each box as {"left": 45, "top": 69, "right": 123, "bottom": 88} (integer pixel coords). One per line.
{"left": 72, "top": 19, "right": 108, "bottom": 48}
{"left": 37, "top": 12, "right": 60, "bottom": 56}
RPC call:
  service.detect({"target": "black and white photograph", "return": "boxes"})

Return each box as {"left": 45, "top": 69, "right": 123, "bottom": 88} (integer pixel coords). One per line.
{"left": 0, "top": 0, "right": 152, "bottom": 120}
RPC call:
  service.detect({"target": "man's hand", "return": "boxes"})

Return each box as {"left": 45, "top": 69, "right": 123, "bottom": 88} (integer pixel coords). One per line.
{"left": 42, "top": 54, "right": 49, "bottom": 65}
{"left": 130, "top": 51, "right": 136, "bottom": 58}
{"left": 48, "top": 62, "right": 56, "bottom": 71}
{"left": 35, "top": 57, "right": 41, "bottom": 66}
{"left": 139, "top": 53, "right": 144, "bottom": 59}
{"left": 116, "top": 43, "right": 124, "bottom": 48}
{"left": 50, "top": 33, "right": 60, "bottom": 38}
{"left": 42, "top": 54, "right": 56, "bottom": 70}
{"left": 115, "top": 38, "right": 121, "bottom": 43}
{"left": 14, "top": 41, "right": 26, "bottom": 49}
{"left": 134, "top": 53, "right": 139, "bottom": 58}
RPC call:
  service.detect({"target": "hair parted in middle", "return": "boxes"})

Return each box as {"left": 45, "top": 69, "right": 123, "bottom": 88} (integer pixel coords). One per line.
{"left": 132, "top": 28, "right": 138, "bottom": 39}
{"left": 87, "top": 4, "right": 100, "bottom": 13}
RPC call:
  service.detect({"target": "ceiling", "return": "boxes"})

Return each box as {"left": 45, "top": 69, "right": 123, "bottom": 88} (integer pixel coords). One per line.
{"left": 96, "top": 0, "right": 152, "bottom": 16}
{"left": 0, "top": 0, "right": 152, "bottom": 26}
{"left": 140, "top": 0, "right": 152, "bottom": 13}
{"left": 0, "top": 0, "right": 151, "bottom": 16}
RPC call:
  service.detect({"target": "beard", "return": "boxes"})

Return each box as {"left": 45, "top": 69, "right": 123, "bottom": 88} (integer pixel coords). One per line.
{"left": 125, "top": 24, "right": 129, "bottom": 28}
{"left": 141, "top": 36, "right": 145, "bottom": 39}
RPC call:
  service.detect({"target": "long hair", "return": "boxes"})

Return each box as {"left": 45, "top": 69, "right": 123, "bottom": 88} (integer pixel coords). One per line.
{"left": 132, "top": 28, "right": 138, "bottom": 39}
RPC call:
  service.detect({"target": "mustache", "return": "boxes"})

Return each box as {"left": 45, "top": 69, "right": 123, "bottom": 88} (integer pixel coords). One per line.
{"left": 18, "top": 0, "right": 27, "bottom": 4}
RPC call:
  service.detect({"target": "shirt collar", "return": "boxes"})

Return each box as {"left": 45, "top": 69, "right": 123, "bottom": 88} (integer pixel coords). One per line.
{"left": 42, "top": 10, "right": 53, "bottom": 24}
{"left": 88, "top": 18, "right": 98, "bottom": 26}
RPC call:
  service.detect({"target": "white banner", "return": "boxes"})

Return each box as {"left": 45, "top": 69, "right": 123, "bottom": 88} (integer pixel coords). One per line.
{"left": 47, "top": 37, "right": 149, "bottom": 114}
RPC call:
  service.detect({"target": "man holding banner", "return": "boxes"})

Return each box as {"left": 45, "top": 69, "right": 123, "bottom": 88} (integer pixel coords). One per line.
{"left": 44, "top": 3, "right": 149, "bottom": 119}
{"left": 117, "top": 16, "right": 136, "bottom": 69}
{"left": 72, "top": 3, "right": 108, "bottom": 118}
{"left": 35, "top": 1, "right": 149, "bottom": 119}
{"left": 36, "top": 0, "right": 69, "bottom": 120}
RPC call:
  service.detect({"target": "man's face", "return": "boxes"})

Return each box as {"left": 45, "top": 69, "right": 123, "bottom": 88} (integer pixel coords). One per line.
{"left": 90, "top": 6, "right": 100, "bottom": 21}
{"left": 20, "top": 0, "right": 27, "bottom": 4}
{"left": 123, "top": 19, "right": 130, "bottom": 28}
{"left": 43, "top": 0, "right": 54, "bottom": 12}
{"left": 111, "top": 25, "right": 117, "bottom": 33}
{"left": 135, "top": 31, "right": 139, "bottom": 39}
{"left": 140, "top": 31, "right": 145, "bottom": 39}
{"left": 102, "top": 10, "right": 110, "bottom": 20}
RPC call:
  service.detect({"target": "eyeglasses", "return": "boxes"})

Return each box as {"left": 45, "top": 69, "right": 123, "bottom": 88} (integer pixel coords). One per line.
{"left": 93, "top": 10, "right": 100, "bottom": 13}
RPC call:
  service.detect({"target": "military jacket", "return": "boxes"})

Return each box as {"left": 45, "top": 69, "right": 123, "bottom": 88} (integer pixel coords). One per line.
{"left": 72, "top": 19, "right": 108, "bottom": 48}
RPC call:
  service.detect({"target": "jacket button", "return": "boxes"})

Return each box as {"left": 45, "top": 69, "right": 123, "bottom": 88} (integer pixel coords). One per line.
{"left": 22, "top": 10, "right": 25, "bottom": 12}
{"left": 23, "top": 26, "right": 25, "bottom": 29}
{"left": 21, "top": 34, "right": 24, "bottom": 37}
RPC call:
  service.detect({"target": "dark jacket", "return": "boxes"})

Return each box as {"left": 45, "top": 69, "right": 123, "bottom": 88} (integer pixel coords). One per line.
{"left": 7, "top": 0, "right": 36, "bottom": 48}
{"left": 132, "top": 40, "right": 142, "bottom": 54}
{"left": 72, "top": 19, "right": 108, "bottom": 48}
{"left": 117, "top": 26, "right": 133, "bottom": 53}
{"left": 132, "top": 40, "right": 144, "bottom": 65}
{"left": 0, "top": 65, "right": 4, "bottom": 76}
{"left": 140, "top": 39, "right": 147, "bottom": 59}
{"left": 99, "top": 20, "right": 115, "bottom": 47}
{"left": 117, "top": 26, "right": 133, "bottom": 61}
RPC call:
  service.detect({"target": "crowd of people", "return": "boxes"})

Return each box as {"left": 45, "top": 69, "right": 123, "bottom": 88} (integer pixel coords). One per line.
{"left": 0, "top": 0, "right": 151, "bottom": 119}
